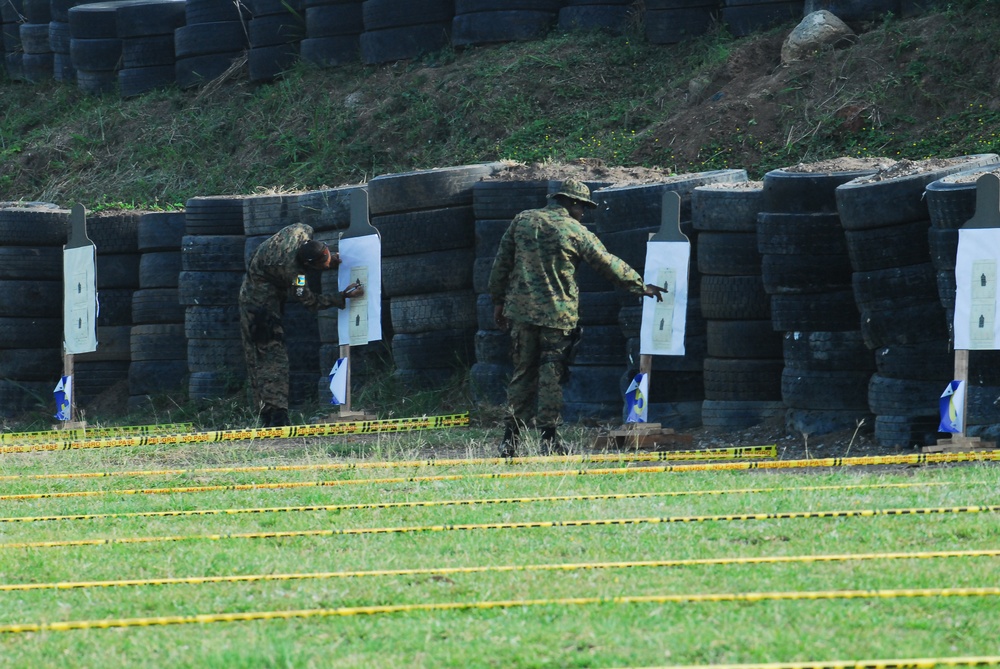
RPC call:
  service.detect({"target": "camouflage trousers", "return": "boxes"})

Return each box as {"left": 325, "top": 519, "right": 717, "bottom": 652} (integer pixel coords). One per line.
{"left": 505, "top": 321, "right": 573, "bottom": 431}
{"left": 239, "top": 304, "right": 289, "bottom": 412}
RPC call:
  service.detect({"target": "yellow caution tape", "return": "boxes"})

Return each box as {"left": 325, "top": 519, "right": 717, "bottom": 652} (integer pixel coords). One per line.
{"left": 2, "top": 587, "right": 999, "bottom": 634}
{"left": 3, "top": 504, "right": 997, "bottom": 550}
{"left": 0, "top": 480, "right": 971, "bottom": 524}
{"left": 2, "top": 547, "right": 998, "bottom": 593}
{"left": 0, "top": 445, "right": 777, "bottom": 482}
{"left": 0, "top": 413, "right": 470, "bottom": 454}
{"left": 632, "top": 657, "right": 1000, "bottom": 669}
{"left": 0, "top": 422, "right": 194, "bottom": 444}
{"left": 2, "top": 449, "right": 996, "bottom": 502}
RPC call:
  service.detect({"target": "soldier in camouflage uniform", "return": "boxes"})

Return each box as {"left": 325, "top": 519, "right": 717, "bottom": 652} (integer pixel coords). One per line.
{"left": 488, "top": 179, "right": 665, "bottom": 456}
{"left": 239, "top": 223, "right": 364, "bottom": 427}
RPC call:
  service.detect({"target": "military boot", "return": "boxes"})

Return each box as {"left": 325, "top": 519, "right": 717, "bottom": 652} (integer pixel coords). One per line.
{"left": 540, "top": 426, "right": 568, "bottom": 455}
{"left": 498, "top": 425, "right": 520, "bottom": 458}
{"left": 259, "top": 407, "right": 273, "bottom": 427}
{"left": 270, "top": 408, "right": 290, "bottom": 427}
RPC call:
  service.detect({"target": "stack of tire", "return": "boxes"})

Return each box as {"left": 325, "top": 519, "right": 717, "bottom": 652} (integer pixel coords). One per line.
{"left": 242, "top": 192, "right": 321, "bottom": 409}
{"left": 302, "top": 184, "right": 385, "bottom": 405}
{"left": 360, "top": 0, "right": 452, "bottom": 65}
{"left": 645, "top": 0, "right": 719, "bottom": 45}
{"left": 721, "top": 0, "right": 803, "bottom": 38}
{"left": 924, "top": 164, "right": 1000, "bottom": 441}
{"left": 248, "top": 0, "right": 303, "bottom": 83}
{"left": 835, "top": 153, "right": 1000, "bottom": 447}
{"left": 74, "top": 212, "right": 142, "bottom": 410}
{"left": 50, "top": 0, "right": 80, "bottom": 82}
{"left": 758, "top": 164, "right": 877, "bottom": 438}
{"left": 594, "top": 170, "right": 747, "bottom": 428}
{"left": 175, "top": 0, "right": 251, "bottom": 89}
{"left": 301, "top": 0, "right": 363, "bottom": 68}
{"left": 179, "top": 195, "right": 248, "bottom": 403}
{"left": 2, "top": 0, "right": 24, "bottom": 81}
{"left": 469, "top": 178, "right": 551, "bottom": 406}
{"left": 692, "top": 181, "right": 785, "bottom": 430}
{"left": 452, "top": 0, "right": 559, "bottom": 49}
{"left": 558, "top": 0, "right": 633, "bottom": 34}
{"left": 369, "top": 163, "right": 503, "bottom": 390}
{"left": 129, "top": 211, "right": 187, "bottom": 412}
{"left": 117, "top": 0, "right": 186, "bottom": 97}
{"left": 19, "top": 0, "right": 52, "bottom": 83}
{"left": 69, "top": 1, "right": 123, "bottom": 95}
{"left": 0, "top": 204, "right": 67, "bottom": 418}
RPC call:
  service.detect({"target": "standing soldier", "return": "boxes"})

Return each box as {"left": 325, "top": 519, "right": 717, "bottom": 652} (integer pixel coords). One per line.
{"left": 239, "top": 223, "right": 363, "bottom": 427}
{"left": 488, "top": 179, "right": 665, "bottom": 456}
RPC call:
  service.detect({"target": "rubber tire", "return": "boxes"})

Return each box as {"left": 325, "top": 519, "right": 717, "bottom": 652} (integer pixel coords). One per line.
{"left": 770, "top": 290, "right": 859, "bottom": 333}
{"left": 138, "top": 212, "right": 186, "bottom": 251}
{"left": 359, "top": 21, "right": 450, "bottom": 64}
{"left": 132, "top": 288, "right": 184, "bottom": 324}
{"left": 781, "top": 367, "right": 871, "bottom": 410}
{"left": 700, "top": 275, "right": 771, "bottom": 320}
{"left": 390, "top": 290, "right": 477, "bottom": 334}
{"left": 691, "top": 184, "right": 763, "bottom": 232}
{"left": 374, "top": 206, "right": 475, "bottom": 257}
{"left": 367, "top": 163, "right": 503, "bottom": 216}
{"left": 703, "top": 357, "right": 783, "bottom": 401}
{"left": 761, "top": 166, "right": 878, "bottom": 214}
{"left": 782, "top": 330, "right": 874, "bottom": 372}
{"left": 835, "top": 154, "right": 999, "bottom": 231}
{"left": 472, "top": 180, "right": 550, "bottom": 221}
{"left": 451, "top": 10, "right": 555, "bottom": 46}
{"left": 181, "top": 235, "right": 246, "bottom": 272}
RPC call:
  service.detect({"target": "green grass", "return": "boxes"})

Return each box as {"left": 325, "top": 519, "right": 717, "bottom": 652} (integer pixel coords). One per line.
{"left": 1, "top": 434, "right": 998, "bottom": 667}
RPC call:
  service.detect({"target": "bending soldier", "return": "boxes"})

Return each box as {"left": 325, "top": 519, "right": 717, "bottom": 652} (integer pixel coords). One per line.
{"left": 239, "top": 223, "right": 363, "bottom": 427}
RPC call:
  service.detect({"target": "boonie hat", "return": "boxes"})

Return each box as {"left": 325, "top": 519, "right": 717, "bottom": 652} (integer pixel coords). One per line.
{"left": 548, "top": 179, "right": 598, "bottom": 208}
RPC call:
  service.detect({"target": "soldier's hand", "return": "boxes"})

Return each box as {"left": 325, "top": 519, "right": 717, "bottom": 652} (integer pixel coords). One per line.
{"left": 643, "top": 283, "right": 666, "bottom": 302}
{"left": 494, "top": 304, "right": 509, "bottom": 331}
{"left": 330, "top": 252, "right": 342, "bottom": 268}
{"left": 342, "top": 281, "right": 364, "bottom": 299}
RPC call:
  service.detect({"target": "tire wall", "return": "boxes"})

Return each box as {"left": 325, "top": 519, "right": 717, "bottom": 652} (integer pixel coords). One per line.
{"left": 6, "top": 0, "right": 937, "bottom": 89}
{"left": 372, "top": 163, "right": 505, "bottom": 393}
{"left": 834, "top": 154, "right": 1000, "bottom": 446}
{"left": 180, "top": 195, "right": 247, "bottom": 404}
{"left": 129, "top": 211, "right": 187, "bottom": 412}
{"left": 693, "top": 181, "right": 787, "bottom": 430}
{"left": 75, "top": 212, "right": 141, "bottom": 409}
{"left": 0, "top": 204, "right": 68, "bottom": 416}
{"left": 759, "top": 167, "right": 878, "bottom": 437}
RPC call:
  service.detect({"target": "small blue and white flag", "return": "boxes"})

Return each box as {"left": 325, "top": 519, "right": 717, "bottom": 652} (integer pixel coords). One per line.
{"left": 625, "top": 372, "right": 649, "bottom": 423}
{"left": 939, "top": 380, "right": 966, "bottom": 434}
{"left": 54, "top": 375, "right": 72, "bottom": 421}
{"left": 329, "top": 358, "right": 348, "bottom": 405}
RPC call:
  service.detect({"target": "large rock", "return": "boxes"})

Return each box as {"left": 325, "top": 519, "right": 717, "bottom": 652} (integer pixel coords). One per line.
{"left": 781, "top": 10, "right": 856, "bottom": 64}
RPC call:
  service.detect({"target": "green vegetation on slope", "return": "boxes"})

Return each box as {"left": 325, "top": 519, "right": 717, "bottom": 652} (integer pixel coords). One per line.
{"left": 2, "top": 1, "right": 1000, "bottom": 210}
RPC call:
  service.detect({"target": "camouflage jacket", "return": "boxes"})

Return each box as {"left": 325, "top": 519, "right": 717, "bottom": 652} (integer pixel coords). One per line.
{"left": 239, "top": 223, "right": 344, "bottom": 313}
{"left": 488, "top": 202, "right": 645, "bottom": 329}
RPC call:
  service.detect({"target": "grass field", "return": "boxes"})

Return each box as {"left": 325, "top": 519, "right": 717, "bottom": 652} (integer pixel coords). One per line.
{"left": 1, "top": 425, "right": 999, "bottom": 668}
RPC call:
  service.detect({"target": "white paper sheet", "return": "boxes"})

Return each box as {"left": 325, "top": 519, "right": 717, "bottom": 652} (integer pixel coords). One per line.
{"left": 338, "top": 234, "right": 382, "bottom": 345}
{"left": 639, "top": 240, "right": 689, "bottom": 356}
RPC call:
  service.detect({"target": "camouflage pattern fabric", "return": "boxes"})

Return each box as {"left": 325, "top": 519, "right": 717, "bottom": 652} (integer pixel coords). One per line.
{"left": 506, "top": 322, "right": 574, "bottom": 430}
{"left": 238, "top": 223, "right": 345, "bottom": 412}
{"left": 488, "top": 201, "right": 645, "bottom": 329}
{"left": 240, "top": 321, "right": 289, "bottom": 412}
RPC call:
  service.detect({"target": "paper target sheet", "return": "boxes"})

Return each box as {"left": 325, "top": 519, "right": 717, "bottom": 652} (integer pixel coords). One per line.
{"left": 955, "top": 228, "right": 1000, "bottom": 350}
{"left": 338, "top": 234, "right": 382, "bottom": 345}
{"left": 640, "top": 240, "right": 689, "bottom": 356}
